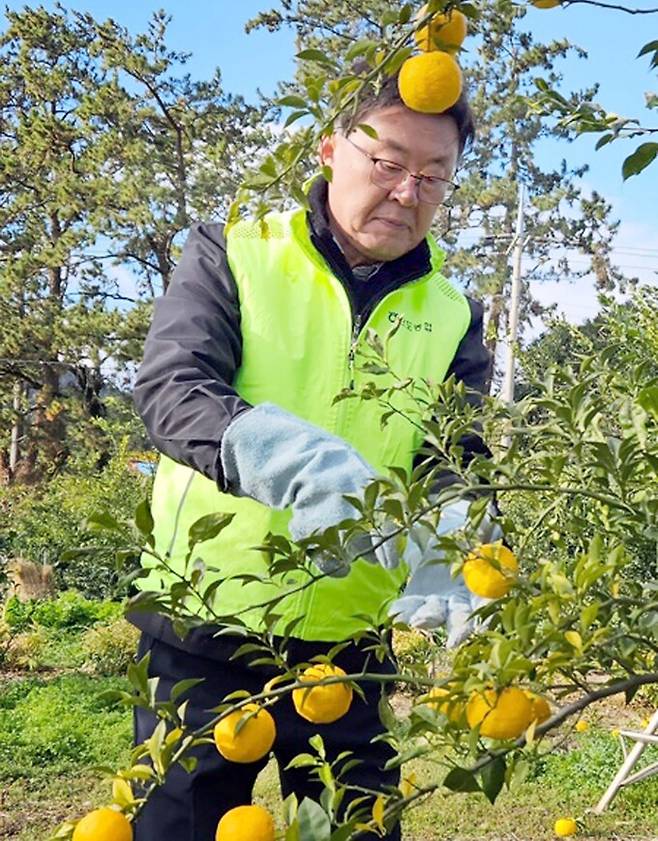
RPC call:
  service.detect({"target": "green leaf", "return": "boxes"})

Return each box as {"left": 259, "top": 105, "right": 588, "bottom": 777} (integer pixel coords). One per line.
{"left": 480, "top": 755, "right": 506, "bottom": 804}
{"left": 84, "top": 511, "right": 121, "bottom": 532}
{"left": 170, "top": 677, "right": 205, "bottom": 703}
{"left": 344, "top": 39, "right": 378, "bottom": 62}
{"left": 218, "top": 688, "right": 252, "bottom": 704}
{"left": 360, "top": 362, "right": 389, "bottom": 375}
{"left": 378, "top": 689, "right": 398, "bottom": 731}
{"left": 318, "top": 762, "right": 335, "bottom": 792}
{"left": 381, "top": 9, "right": 399, "bottom": 26}
{"left": 277, "top": 94, "right": 309, "bottom": 109}
{"left": 595, "top": 133, "right": 614, "bottom": 151}
{"left": 382, "top": 46, "right": 414, "bottom": 77}
{"left": 309, "top": 734, "right": 326, "bottom": 759}
{"left": 229, "top": 642, "right": 267, "bottom": 662}
{"left": 283, "top": 792, "right": 299, "bottom": 828}
{"left": 179, "top": 755, "right": 198, "bottom": 773}
{"left": 443, "top": 766, "right": 481, "bottom": 793}
{"left": 329, "top": 825, "right": 357, "bottom": 841}
{"left": 637, "top": 39, "right": 658, "bottom": 68}
{"left": 188, "top": 512, "right": 234, "bottom": 548}
{"left": 296, "top": 797, "right": 332, "bottom": 841}
{"left": 638, "top": 385, "right": 658, "bottom": 420}
{"left": 127, "top": 652, "right": 151, "bottom": 696}
{"left": 147, "top": 718, "right": 167, "bottom": 768}
{"left": 284, "top": 109, "right": 308, "bottom": 128}
{"left": 296, "top": 48, "right": 337, "bottom": 67}
{"left": 48, "top": 821, "right": 77, "bottom": 840}
{"left": 622, "top": 142, "right": 658, "bottom": 180}
{"left": 459, "top": 3, "right": 479, "bottom": 19}
{"left": 357, "top": 123, "right": 378, "bottom": 140}
{"left": 286, "top": 753, "right": 318, "bottom": 769}
{"left": 637, "top": 39, "right": 658, "bottom": 57}
{"left": 134, "top": 499, "right": 154, "bottom": 537}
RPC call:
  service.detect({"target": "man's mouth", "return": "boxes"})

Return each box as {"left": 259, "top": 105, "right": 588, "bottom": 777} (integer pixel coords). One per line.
{"left": 373, "top": 217, "right": 408, "bottom": 230}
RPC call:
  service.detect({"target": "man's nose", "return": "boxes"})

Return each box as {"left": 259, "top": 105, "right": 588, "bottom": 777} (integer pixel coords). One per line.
{"left": 390, "top": 173, "right": 421, "bottom": 206}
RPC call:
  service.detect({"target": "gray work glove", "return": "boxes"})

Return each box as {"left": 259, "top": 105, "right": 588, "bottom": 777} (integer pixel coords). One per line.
{"left": 389, "top": 499, "right": 502, "bottom": 648}
{"left": 220, "top": 402, "right": 401, "bottom": 572}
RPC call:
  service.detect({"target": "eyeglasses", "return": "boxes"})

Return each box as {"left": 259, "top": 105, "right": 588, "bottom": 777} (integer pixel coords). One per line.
{"left": 344, "top": 136, "right": 458, "bottom": 205}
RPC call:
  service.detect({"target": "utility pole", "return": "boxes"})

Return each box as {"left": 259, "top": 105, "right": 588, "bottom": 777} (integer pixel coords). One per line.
{"left": 501, "top": 183, "right": 526, "bottom": 405}
{"left": 9, "top": 380, "right": 22, "bottom": 479}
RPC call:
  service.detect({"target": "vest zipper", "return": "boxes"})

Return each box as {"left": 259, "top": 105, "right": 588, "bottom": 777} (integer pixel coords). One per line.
{"left": 348, "top": 313, "right": 362, "bottom": 389}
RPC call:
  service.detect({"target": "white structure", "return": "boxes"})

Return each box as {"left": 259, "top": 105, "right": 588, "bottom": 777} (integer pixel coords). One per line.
{"left": 594, "top": 709, "right": 658, "bottom": 813}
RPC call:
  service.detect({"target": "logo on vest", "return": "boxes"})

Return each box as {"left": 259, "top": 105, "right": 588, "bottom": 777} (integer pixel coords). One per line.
{"left": 388, "top": 311, "right": 433, "bottom": 333}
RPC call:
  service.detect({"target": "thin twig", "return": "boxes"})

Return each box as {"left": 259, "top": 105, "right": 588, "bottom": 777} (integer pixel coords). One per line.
{"left": 566, "top": 0, "right": 658, "bottom": 13}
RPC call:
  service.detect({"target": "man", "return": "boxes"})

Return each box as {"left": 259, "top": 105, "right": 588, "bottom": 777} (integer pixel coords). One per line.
{"left": 129, "top": 67, "right": 491, "bottom": 840}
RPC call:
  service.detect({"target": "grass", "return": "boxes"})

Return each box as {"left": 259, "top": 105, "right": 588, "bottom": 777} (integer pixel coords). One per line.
{"left": 0, "top": 673, "right": 133, "bottom": 839}
{"left": 1, "top": 633, "right": 657, "bottom": 840}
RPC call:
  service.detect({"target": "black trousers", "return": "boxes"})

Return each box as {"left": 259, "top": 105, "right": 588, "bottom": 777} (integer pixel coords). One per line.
{"left": 132, "top": 631, "right": 402, "bottom": 841}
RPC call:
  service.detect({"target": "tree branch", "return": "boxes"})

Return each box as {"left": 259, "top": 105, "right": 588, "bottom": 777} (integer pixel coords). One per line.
{"left": 566, "top": 0, "right": 658, "bottom": 13}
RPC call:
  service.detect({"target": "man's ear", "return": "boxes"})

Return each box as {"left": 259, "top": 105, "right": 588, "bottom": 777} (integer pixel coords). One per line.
{"left": 318, "top": 133, "right": 336, "bottom": 166}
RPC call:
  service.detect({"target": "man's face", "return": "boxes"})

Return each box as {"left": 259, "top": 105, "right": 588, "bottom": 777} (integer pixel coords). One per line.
{"left": 318, "top": 105, "right": 461, "bottom": 266}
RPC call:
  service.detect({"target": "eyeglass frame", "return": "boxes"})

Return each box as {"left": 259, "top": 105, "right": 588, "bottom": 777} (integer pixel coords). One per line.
{"left": 343, "top": 135, "right": 459, "bottom": 206}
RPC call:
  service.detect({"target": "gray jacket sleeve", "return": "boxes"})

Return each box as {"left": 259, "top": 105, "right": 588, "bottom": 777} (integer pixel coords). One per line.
{"left": 133, "top": 222, "right": 251, "bottom": 490}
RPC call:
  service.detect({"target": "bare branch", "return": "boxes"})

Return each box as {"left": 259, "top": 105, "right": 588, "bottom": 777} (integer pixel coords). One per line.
{"left": 566, "top": 0, "right": 658, "bottom": 13}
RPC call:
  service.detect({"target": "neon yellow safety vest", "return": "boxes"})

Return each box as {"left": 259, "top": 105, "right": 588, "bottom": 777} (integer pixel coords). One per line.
{"left": 139, "top": 208, "right": 472, "bottom": 641}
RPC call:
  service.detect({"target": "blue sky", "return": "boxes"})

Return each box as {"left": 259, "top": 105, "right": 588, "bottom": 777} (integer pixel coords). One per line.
{"left": 3, "top": 0, "right": 657, "bottom": 323}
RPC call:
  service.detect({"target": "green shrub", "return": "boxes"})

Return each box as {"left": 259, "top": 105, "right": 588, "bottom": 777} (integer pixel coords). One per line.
{"left": 0, "top": 437, "right": 151, "bottom": 599}
{"left": 0, "top": 674, "right": 132, "bottom": 781}
{"left": 3, "top": 592, "right": 123, "bottom": 632}
{"left": 2, "top": 628, "right": 48, "bottom": 671}
{"left": 32, "top": 591, "right": 122, "bottom": 629}
{"left": 2, "top": 596, "right": 35, "bottom": 632}
{"left": 82, "top": 617, "right": 140, "bottom": 676}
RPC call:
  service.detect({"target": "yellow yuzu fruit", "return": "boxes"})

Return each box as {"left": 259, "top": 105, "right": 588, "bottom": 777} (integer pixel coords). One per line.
{"left": 414, "top": 5, "right": 468, "bottom": 53}
{"left": 72, "top": 808, "right": 133, "bottom": 841}
{"left": 398, "top": 52, "right": 463, "bottom": 114}
{"left": 525, "top": 691, "right": 551, "bottom": 725}
{"left": 462, "top": 542, "right": 518, "bottom": 598}
{"left": 216, "top": 804, "right": 275, "bottom": 841}
{"left": 466, "top": 687, "right": 533, "bottom": 739}
{"left": 423, "top": 686, "right": 465, "bottom": 723}
{"left": 213, "top": 703, "right": 276, "bottom": 764}
{"left": 531, "top": 0, "right": 562, "bottom": 8}
{"left": 554, "top": 816, "right": 577, "bottom": 837}
{"left": 292, "top": 663, "right": 353, "bottom": 724}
